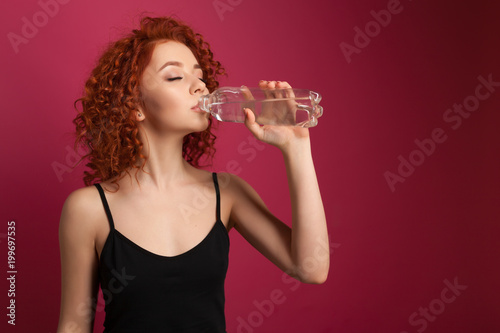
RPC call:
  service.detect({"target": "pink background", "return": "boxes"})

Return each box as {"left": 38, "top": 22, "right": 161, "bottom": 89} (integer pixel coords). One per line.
{"left": 1, "top": 0, "right": 500, "bottom": 332}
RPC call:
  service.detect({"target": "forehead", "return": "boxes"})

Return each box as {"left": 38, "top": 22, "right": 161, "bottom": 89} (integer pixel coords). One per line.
{"left": 149, "top": 40, "right": 199, "bottom": 71}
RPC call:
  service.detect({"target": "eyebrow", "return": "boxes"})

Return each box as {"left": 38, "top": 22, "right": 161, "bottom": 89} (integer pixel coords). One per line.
{"left": 157, "top": 61, "right": 202, "bottom": 72}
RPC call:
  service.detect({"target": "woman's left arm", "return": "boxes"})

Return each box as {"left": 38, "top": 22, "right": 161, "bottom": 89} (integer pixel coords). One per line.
{"left": 228, "top": 80, "right": 329, "bottom": 284}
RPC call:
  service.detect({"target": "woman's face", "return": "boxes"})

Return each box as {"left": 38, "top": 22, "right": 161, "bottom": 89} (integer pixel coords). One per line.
{"left": 139, "top": 40, "right": 210, "bottom": 135}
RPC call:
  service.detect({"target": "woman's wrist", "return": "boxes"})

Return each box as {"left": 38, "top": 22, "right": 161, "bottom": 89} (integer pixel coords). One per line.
{"left": 280, "top": 135, "right": 313, "bottom": 163}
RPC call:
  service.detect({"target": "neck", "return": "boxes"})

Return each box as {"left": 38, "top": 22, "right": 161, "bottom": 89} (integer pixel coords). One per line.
{"left": 133, "top": 129, "right": 192, "bottom": 190}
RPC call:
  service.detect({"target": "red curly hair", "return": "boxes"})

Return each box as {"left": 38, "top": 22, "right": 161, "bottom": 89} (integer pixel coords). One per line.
{"left": 74, "top": 16, "right": 225, "bottom": 187}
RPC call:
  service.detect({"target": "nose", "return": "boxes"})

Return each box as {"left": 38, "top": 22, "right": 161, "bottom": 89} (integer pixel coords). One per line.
{"left": 190, "top": 75, "right": 207, "bottom": 95}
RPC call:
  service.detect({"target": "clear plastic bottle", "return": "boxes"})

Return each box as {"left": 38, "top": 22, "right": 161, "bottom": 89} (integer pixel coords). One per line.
{"left": 198, "top": 86, "right": 323, "bottom": 127}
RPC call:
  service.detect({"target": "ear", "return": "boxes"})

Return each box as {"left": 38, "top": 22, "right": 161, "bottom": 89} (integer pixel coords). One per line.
{"left": 135, "top": 108, "right": 145, "bottom": 122}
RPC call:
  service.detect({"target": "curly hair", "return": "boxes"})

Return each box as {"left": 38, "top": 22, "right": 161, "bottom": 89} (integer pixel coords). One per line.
{"left": 73, "top": 16, "right": 225, "bottom": 187}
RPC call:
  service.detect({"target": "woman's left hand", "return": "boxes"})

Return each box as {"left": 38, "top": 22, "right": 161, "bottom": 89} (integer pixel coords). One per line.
{"left": 244, "top": 80, "right": 310, "bottom": 152}
{"left": 237, "top": 80, "right": 329, "bottom": 284}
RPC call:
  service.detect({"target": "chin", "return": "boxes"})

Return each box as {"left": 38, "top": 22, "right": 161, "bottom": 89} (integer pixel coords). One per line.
{"left": 190, "top": 116, "right": 211, "bottom": 133}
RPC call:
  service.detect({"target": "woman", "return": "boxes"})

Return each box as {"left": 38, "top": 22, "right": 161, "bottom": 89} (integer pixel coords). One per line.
{"left": 58, "top": 16, "right": 329, "bottom": 333}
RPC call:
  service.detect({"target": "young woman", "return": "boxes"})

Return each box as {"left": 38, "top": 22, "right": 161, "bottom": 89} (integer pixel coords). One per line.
{"left": 57, "top": 16, "right": 329, "bottom": 333}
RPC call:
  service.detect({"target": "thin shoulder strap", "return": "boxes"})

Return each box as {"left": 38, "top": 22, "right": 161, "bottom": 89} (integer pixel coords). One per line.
{"left": 212, "top": 172, "right": 221, "bottom": 221}
{"left": 94, "top": 183, "right": 115, "bottom": 230}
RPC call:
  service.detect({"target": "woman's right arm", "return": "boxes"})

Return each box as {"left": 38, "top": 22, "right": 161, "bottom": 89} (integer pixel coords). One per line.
{"left": 57, "top": 187, "right": 100, "bottom": 333}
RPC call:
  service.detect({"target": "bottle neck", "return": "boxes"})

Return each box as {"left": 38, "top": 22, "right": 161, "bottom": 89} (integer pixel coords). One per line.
{"left": 198, "top": 94, "right": 211, "bottom": 113}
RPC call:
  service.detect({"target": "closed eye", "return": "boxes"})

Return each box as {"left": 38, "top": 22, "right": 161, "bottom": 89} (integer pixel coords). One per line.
{"left": 167, "top": 77, "right": 206, "bottom": 84}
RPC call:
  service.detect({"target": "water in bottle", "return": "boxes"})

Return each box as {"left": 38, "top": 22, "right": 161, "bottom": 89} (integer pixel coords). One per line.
{"left": 198, "top": 86, "right": 323, "bottom": 127}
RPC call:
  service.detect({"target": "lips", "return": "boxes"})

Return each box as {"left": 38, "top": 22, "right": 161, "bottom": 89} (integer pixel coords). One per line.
{"left": 192, "top": 105, "right": 209, "bottom": 114}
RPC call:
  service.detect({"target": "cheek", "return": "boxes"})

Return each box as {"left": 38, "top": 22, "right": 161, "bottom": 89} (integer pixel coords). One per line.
{"left": 142, "top": 89, "right": 179, "bottom": 117}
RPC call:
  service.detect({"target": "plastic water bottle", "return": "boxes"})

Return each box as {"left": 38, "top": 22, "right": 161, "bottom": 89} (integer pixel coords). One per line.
{"left": 198, "top": 86, "right": 323, "bottom": 127}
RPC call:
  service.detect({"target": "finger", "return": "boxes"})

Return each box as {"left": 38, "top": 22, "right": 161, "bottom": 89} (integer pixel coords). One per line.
{"left": 276, "top": 81, "right": 295, "bottom": 98}
{"left": 268, "top": 81, "right": 277, "bottom": 95}
{"left": 258, "top": 81, "right": 268, "bottom": 100}
{"left": 241, "top": 85, "right": 254, "bottom": 101}
{"left": 273, "top": 81, "right": 284, "bottom": 99}
{"left": 243, "top": 108, "right": 264, "bottom": 140}
{"left": 260, "top": 80, "right": 274, "bottom": 100}
{"left": 276, "top": 81, "right": 296, "bottom": 110}
{"left": 266, "top": 81, "right": 278, "bottom": 99}
{"left": 276, "top": 81, "right": 291, "bottom": 89}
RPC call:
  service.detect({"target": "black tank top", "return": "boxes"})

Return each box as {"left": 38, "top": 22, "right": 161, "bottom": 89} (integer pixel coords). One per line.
{"left": 94, "top": 173, "right": 229, "bottom": 332}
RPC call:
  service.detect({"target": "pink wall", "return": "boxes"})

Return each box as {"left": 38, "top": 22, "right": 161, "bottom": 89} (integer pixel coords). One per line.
{"left": 1, "top": 0, "right": 499, "bottom": 332}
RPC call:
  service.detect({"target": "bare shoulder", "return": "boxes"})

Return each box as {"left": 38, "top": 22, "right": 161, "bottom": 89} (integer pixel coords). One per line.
{"left": 217, "top": 172, "right": 266, "bottom": 207}
{"left": 59, "top": 185, "right": 103, "bottom": 241}
{"left": 217, "top": 172, "right": 247, "bottom": 194}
